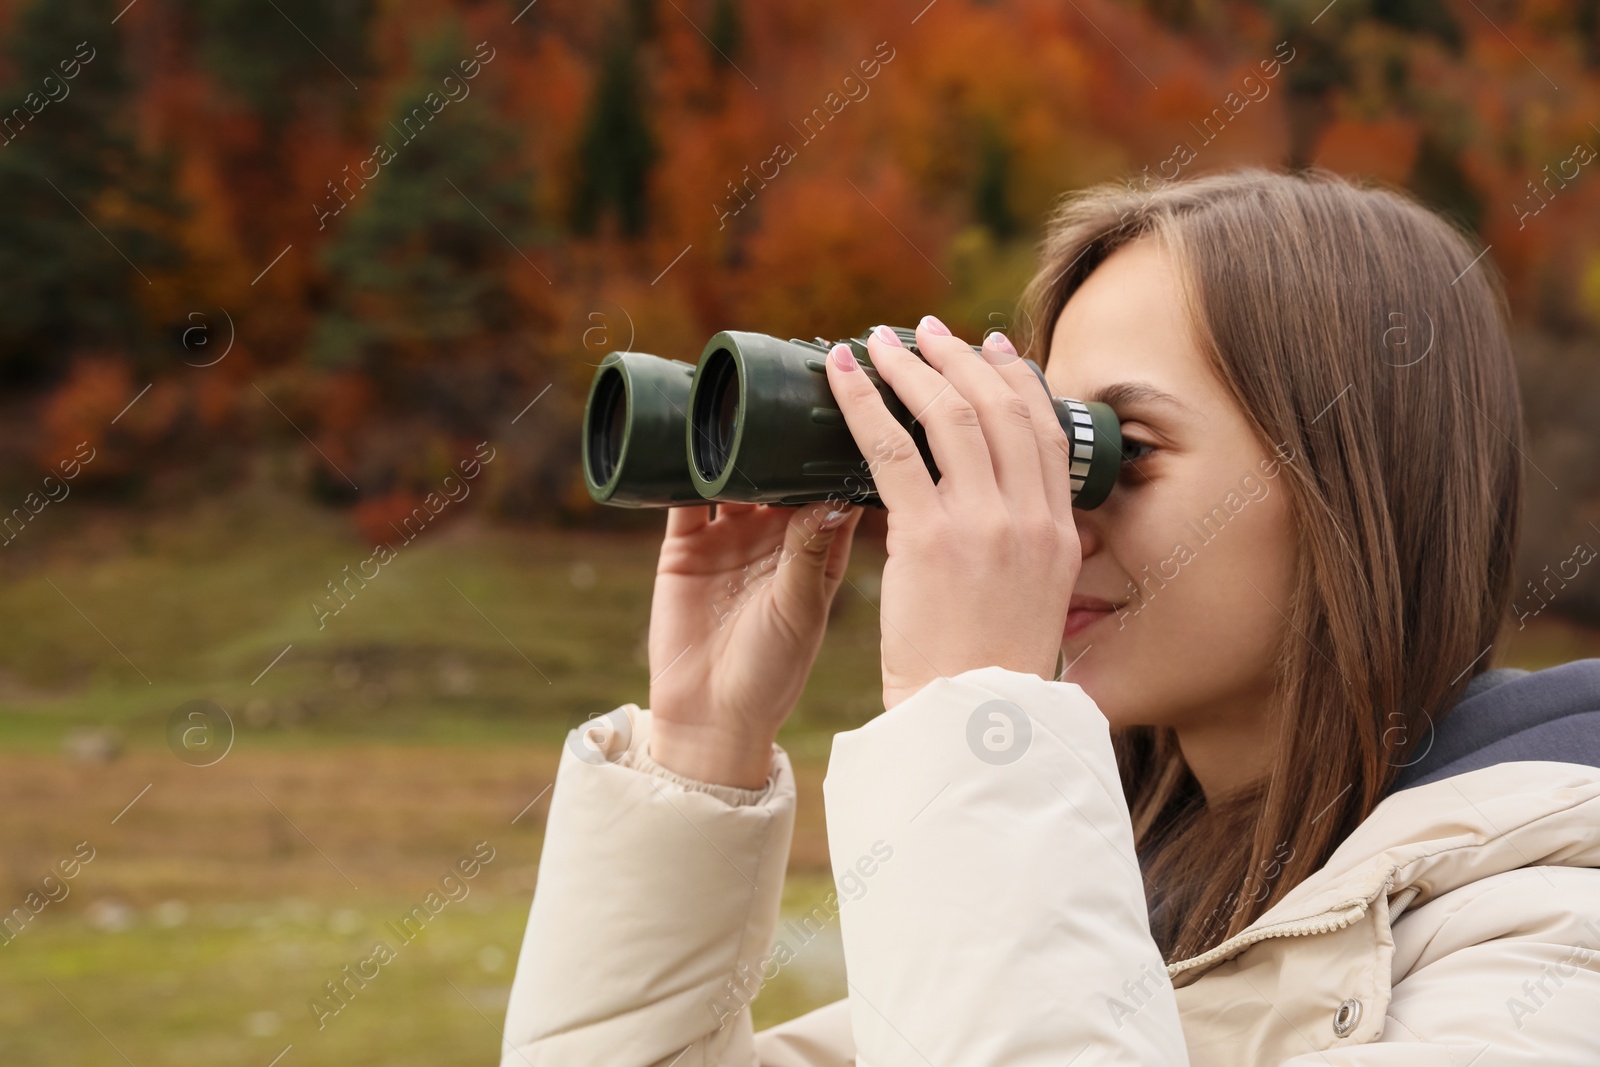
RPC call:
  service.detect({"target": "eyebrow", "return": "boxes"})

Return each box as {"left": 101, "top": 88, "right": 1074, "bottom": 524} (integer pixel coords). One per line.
{"left": 1085, "top": 381, "right": 1193, "bottom": 415}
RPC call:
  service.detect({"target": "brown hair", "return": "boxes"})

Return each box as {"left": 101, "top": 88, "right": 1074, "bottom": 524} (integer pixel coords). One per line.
{"left": 1018, "top": 165, "right": 1524, "bottom": 964}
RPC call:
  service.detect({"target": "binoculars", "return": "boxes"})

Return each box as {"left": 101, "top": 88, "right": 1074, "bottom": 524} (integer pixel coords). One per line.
{"left": 581, "top": 325, "right": 1124, "bottom": 511}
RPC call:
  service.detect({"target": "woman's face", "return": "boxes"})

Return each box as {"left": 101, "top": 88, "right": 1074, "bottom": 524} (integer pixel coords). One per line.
{"left": 1041, "top": 237, "right": 1298, "bottom": 751}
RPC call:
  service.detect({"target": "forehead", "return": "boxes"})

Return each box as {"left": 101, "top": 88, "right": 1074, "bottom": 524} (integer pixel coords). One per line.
{"left": 1041, "top": 238, "right": 1213, "bottom": 403}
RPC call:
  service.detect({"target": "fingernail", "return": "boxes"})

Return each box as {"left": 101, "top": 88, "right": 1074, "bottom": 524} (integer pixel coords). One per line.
{"left": 818, "top": 507, "right": 850, "bottom": 530}
{"left": 872, "top": 324, "right": 903, "bottom": 347}
{"left": 919, "top": 314, "right": 951, "bottom": 336}
{"left": 984, "top": 331, "right": 1018, "bottom": 362}
{"left": 830, "top": 342, "right": 858, "bottom": 372}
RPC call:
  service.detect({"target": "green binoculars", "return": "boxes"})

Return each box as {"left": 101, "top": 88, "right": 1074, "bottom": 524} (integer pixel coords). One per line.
{"left": 581, "top": 325, "right": 1123, "bottom": 511}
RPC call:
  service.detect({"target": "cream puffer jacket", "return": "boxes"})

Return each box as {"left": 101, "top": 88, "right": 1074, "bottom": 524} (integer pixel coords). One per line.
{"left": 499, "top": 665, "right": 1600, "bottom": 1066}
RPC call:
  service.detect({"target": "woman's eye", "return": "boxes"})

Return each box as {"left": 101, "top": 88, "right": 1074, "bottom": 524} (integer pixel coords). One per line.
{"left": 1120, "top": 436, "right": 1156, "bottom": 465}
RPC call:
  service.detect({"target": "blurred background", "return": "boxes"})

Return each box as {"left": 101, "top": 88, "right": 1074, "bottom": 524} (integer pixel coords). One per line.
{"left": 3, "top": 0, "right": 1600, "bottom": 1063}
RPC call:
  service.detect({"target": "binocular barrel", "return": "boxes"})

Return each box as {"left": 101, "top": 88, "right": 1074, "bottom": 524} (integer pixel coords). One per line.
{"left": 582, "top": 326, "right": 1123, "bottom": 511}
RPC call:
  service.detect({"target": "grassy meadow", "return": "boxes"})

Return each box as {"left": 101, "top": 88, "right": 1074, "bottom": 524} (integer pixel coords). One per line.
{"left": 0, "top": 480, "right": 883, "bottom": 1066}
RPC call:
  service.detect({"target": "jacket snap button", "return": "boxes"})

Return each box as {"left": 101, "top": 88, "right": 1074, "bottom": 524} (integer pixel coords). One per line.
{"left": 1332, "top": 998, "right": 1362, "bottom": 1037}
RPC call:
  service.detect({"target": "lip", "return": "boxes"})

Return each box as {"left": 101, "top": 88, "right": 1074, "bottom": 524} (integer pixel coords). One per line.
{"left": 1063, "top": 594, "right": 1119, "bottom": 640}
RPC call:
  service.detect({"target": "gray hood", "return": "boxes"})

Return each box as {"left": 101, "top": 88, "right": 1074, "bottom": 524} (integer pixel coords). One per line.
{"left": 1387, "top": 657, "right": 1600, "bottom": 793}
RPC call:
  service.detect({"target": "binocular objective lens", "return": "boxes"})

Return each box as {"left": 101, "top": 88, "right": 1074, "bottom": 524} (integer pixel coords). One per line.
{"left": 587, "top": 365, "right": 627, "bottom": 486}
{"left": 692, "top": 348, "right": 740, "bottom": 482}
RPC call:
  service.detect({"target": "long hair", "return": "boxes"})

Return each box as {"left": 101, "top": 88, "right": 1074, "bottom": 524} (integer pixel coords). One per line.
{"left": 1018, "top": 166, "right": 1524, "bottom": 963}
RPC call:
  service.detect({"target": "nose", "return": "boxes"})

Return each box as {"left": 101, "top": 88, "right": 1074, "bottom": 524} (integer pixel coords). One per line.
{"left": 1073, "top": 502, "right": 1104, "bottom": 559}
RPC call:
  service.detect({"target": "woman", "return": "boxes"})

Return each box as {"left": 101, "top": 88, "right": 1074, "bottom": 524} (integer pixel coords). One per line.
{"left": 500, "top": 167, "right": 1600, "bottom": 1065}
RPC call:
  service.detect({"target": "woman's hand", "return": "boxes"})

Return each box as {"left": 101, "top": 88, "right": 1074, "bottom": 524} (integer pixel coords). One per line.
{"left": 824, "top": 318, "right": 1082, "bottom": 711}
{"left": 645, "top": 499, "right": 865, "bottom": 789}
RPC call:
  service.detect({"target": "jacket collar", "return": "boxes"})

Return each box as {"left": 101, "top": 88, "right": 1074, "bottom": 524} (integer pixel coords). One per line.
{"left": 1389, "top": 658, "right": 1600, "bottom": 793}
{"left": 1168, "top": 759, "right": 1600, "bottom": 981}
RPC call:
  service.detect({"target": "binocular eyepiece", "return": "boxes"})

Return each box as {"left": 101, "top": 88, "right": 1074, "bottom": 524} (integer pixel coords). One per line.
{"left": 582, "top": 326, "right": 1123, "bottom": 511}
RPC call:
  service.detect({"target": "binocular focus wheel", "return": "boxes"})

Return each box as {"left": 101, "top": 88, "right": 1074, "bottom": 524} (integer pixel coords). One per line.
{"left": 1065, "top": 399, "right": 1095, "bottom": 493}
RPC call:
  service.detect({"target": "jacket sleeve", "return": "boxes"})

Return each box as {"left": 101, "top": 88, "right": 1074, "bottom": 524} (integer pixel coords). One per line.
{"left": 500, "top": 702, "right": 810, "bottom": 1067}
{"left": 821, "top": 665, "right": 1191, "bottom": 1066}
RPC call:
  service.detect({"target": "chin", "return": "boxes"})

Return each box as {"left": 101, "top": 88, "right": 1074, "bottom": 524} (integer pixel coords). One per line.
{"left": 1056, "top": 645, "right": 1146, "bottom": 730}
{"left": 1058, "top": 641, "right": 1107, "bottom": 694}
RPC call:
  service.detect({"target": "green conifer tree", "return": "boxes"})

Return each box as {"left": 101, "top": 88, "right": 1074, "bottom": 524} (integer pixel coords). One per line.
{"left": 570, "top": 32, "right": 657, "bottom": 239}
{"left": 974, "top": 125, "right": 1017, "bottom": 240}
{"left": 708, "top": 0, "right": 742, "bottom": 69}
{"left": 192, "top": 0, "right": 374, "bottom": 129}
{"left": 311, "top": 29, "right": 540, "bottom": 383}
{"left": 0, "top": 0, "right": 176, "bottom": 384}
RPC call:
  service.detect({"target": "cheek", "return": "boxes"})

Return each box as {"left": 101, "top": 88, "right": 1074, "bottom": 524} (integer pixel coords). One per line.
{"left": 1197, "top": 491, "right": 1297, "bottom": 678}
{"left": 1067, "top": 473, "right": 1295, "bottom": 729}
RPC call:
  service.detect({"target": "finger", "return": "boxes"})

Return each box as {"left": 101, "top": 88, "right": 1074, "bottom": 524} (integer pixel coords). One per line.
{"left": 914, "top": 317, "right": 1048, "bottom": 514}
{"left": 821, "top": 505, "right": 865, "bottom": 584}
{"left": 823, "top": 339, "right": 940, "bottom": 515}
{"left": 859, "top": 325, "right": 1000, "bottom": 505}
{"left": 710, "top": 501, "right": 759, "bottom": 521}
{"left": 975, "top": 330, "right": 1076, "bottom": 521}
{"left": 667, "top": 503, "right": 713, "bottom": 536}
{"left": 777, "top": 503, "right": 854, "bottom": 588}
{"left": 723, "top": 503, "right": 802, "bottom": 547}
{"left": 770, "top": 503, "right": 861, "bottom": 630}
